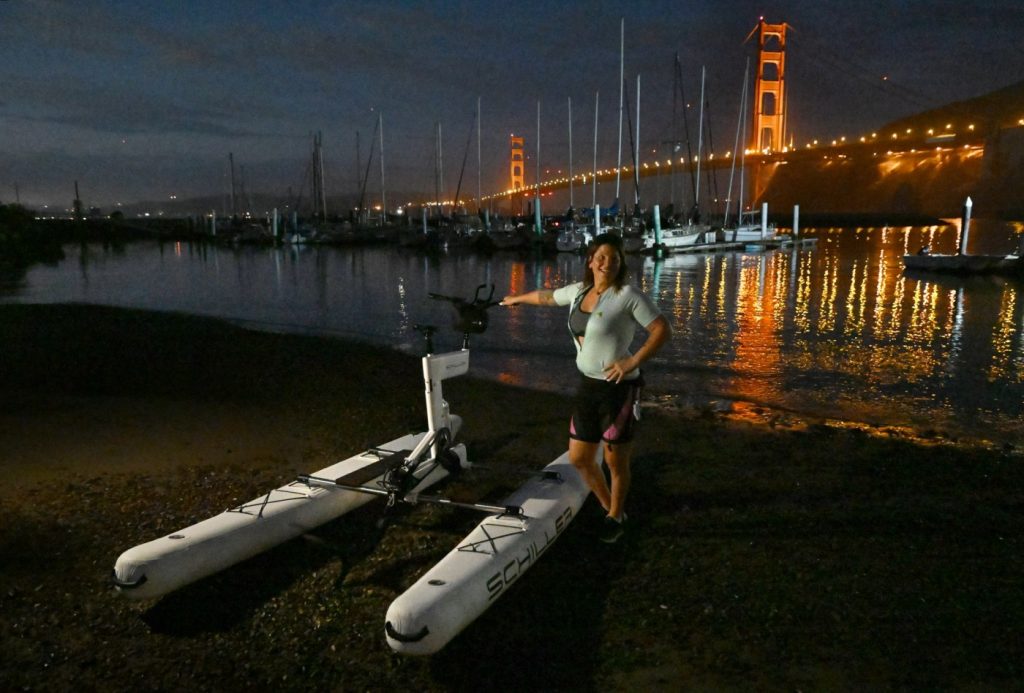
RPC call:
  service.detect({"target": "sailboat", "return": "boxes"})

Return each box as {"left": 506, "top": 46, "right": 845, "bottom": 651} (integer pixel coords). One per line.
{"left": 603, "top": 69, "right": 648, "bottom": 255}
{"left": 731, "top": 207, "right": 777, "bottom": 243}
{"left": 482, "top": 217, "right": 528, "bottom": 250}
{"left": 399, "top": 123, "right": 447, "bottom": 249}
{"left": 724, "top": 63, "right": 778, "bottom": 244}
{"left": 595, "top": 18, "right": 635, "bottom": 251}
{"left": 555, "top": 96, "right": 597, "bottom": 253}
{"left": 642, "top": 220, "right": 705, "bottom": 252}
{"left": 639, "top": 60, "right": 711, "bottom": 253}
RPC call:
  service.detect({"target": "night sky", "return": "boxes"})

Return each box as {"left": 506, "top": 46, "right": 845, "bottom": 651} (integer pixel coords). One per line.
{"left": 2, "top": 0, "right": 1022, "bottom": 210}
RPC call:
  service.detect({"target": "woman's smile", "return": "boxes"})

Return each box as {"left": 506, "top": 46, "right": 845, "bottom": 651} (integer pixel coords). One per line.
{"left": 589, "top": 245, "right": 620, "bottom": 285}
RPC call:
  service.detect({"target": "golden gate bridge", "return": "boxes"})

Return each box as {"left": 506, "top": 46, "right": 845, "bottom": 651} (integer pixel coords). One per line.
{"left": 475, "top": 19, "right": 1011, "bottom": 220}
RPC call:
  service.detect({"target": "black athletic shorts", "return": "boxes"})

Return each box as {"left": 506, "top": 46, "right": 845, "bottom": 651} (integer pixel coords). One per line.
{"left": 569, "top": 374, "right": 643, "bottom": 444}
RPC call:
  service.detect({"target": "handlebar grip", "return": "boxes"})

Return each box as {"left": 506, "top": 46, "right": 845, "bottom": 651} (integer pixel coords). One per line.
{"left": 428, "top": 292, "right": 463, "bottom": 304}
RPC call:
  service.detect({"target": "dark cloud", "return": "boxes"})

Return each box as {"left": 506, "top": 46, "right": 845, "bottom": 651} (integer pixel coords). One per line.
{"left": 0, "top": 73, "right": 298, "bottom": 139}
{"left": 2, "top": 0, "right": 1022, "bottom": 206}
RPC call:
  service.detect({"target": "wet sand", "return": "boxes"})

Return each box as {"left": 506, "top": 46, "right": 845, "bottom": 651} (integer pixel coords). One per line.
{"left": 1, "top": 303, "right": 1021, "bottom": 690}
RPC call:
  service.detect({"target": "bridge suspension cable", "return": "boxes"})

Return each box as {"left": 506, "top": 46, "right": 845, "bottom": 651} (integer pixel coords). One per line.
{"left": 786, "top": 28, "right": 936, "bottom": 110}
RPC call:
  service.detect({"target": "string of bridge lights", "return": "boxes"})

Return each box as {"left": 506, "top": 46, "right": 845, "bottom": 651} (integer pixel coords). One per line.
{"left": 481, "top": 116, "right": 1023, "bottom": 203}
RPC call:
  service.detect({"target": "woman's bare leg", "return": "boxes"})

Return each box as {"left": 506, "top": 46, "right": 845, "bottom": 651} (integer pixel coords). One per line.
{"left": 568, "top": 438, "right": 611, "bottom": 512}
{"left": 604, "top": 441, "right": 632, "bottom": 520}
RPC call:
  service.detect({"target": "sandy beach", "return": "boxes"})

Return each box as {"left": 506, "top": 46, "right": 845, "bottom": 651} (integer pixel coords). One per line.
{"left": 1, "top": 303, "right": 1021, "bottom": 690}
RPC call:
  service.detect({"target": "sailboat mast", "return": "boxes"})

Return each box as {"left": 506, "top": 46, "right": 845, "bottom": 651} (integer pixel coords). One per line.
{"left": 318, "top": 131, "right": 327, "bottom": 221}
{"left": 592, "top": 90, "right": 599, "bottom": 210}
{"left": 738, "top": 81, "right": 748, "bottom": 222}
{"left": 476, "top": 96, "right": 482, "bottom": 213}
{"left": 73, "top": 180, "right": 83, "bottom": 221}
{"left": 239, "top": 165, "right": 247, "bottom": 216}
{"left": 724, "top": 59, "right": 750, "bottom": 228}
{"left": 634, "top": 74, "right": 641, "bottom": 210}
{"left": 452, "top": 115, "right": 475, "bottom": 214}
{"left": 378, "top": 113, "right": 386, "bottom": 225}
{"left": 435, "top": 122, "right": 442, "bottom": 217}
{"left": 355, "top": 131, "right": 361, "bottom": 219}
{"left": 228, "top": 152, "right": 236, "bottom": 217}
{"left": 535, "top": 100, "right": 541, "bottom": 232}
{"left": 676, "top": 58, "right": 698, "bottom": 212}
{"left": 309, "top": 137, "right": 315, "bottom": 219}
{"left": 615, "top": 17, "right": 624, "bottom": 202}
{"left": 568, "top": 96, "right": 574, "bottom": 210}
{"left": 535, "top": 101, "right": 541, "bottom": 191}
{"left": 695, "top": 66, "right": 706, "bottom": 210}
{"left": 670, "top": 53, "right": 679, "bottom": 212}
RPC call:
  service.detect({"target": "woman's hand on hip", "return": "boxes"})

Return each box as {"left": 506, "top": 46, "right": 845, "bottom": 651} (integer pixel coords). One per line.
{"left": 604, "top": 357, "right": 636, "bottom": 383}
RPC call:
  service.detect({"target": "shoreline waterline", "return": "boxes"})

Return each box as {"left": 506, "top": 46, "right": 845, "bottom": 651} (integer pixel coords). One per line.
{"left": 4, "top": 231, "right": 1023, "bottom": 449}
{"left": 5, "top": 299, "right": 1017, "bottom": 460}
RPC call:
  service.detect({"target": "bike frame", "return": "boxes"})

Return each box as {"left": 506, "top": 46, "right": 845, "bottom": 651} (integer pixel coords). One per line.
{"left": 422, "top": 347, "right": 469, "bottom": 459}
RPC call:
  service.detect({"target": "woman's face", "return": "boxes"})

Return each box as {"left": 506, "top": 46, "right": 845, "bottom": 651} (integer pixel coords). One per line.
{"left": 589, "top": 243, "right": 621, "bottom": 285}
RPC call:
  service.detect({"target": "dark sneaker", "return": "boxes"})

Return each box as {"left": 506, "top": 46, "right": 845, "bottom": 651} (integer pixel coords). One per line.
{"left": 599, "top": 515, "right": 625, "bottom": 544}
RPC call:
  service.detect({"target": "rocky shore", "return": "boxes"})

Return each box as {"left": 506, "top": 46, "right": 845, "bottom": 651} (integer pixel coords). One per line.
{"left": 1, "top": 304, "right": 1021, "bottom": 690}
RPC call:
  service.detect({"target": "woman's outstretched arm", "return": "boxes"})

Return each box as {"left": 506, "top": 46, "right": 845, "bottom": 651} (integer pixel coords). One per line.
{"left": 501, "top": 289, "right": 556, "bottom": 307}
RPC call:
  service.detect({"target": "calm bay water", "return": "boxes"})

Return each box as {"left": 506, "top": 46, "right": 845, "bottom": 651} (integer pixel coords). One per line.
{"left": 3, "top": 220, "right": 1023, "bottom": 447}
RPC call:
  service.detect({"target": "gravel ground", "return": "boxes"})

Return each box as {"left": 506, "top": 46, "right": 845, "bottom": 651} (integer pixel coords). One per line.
{"left": 2, "top": 304, "right": 1022, "bottom": 690}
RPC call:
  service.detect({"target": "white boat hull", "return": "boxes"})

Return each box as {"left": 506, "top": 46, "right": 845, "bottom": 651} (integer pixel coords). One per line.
{"left": 729, "top": 223, "right": 776, "bottom": 242}
{"left": 113, "top": 427, "right": 464, "bottom": 600}
{"left": 644, "top": 225, "right": 705, "bottom": 251}
{"left": 384, "top": 450, "right": 590, "bottom": 655}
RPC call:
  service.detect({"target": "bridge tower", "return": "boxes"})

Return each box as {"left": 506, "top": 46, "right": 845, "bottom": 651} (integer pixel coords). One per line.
{"left": 509, "top": 135, "right": 525, "bottom": 191}
{"left": 752, "top": 19, "right": 788, "bottom": 152}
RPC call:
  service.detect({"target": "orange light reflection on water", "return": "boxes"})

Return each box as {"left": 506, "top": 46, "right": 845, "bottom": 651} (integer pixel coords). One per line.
{"left": 497, "top": 261, "right": 531, "bottom": 389}
{"left": 990, "top": 289, "right": 1022, "bottom": 383}
{"left": 454, "top": 223, "right": 1019, "bottom": 438}
{"left": 727, "top": 254, "right": 784, "bottom": 408}
{"left": 690, "top": 223, "right": 1023, "bottom": 427}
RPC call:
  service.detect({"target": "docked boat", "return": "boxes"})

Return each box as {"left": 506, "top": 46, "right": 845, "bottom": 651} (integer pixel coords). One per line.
{"left": 398, "top": 225, "right": 438, "bottom": 249}
{"left": 435, "top": 222, "right": 478, "bottom": 250}
{"left": 555, "top": 224, "right": 595, "bottom": 253}
{"left": 384, "top": 450, "right": 591, "bottom": 655}
{"left": 284, "top": 225, "right": 317, "bottom": 245}
{"left": 902, "top": 252, "right": 1022, "bottom": 275}
{"left": 642, "top": 222, "right": 707, "bottom": 252}
{"left": 609, "top": 217, "right": 646, "bottom": 254}
{"left": 224, "top": 221, "right": 274, "bottom": 245}
{"left": 729, "top": 223, "right": 774, "bottom": 243}
{"left": 726, "top": 209, "right": 777, "bottom": 243}
{"left": 903, "top": 199, "right": 1023, "bottom": 276}
{"left": 481, "top": 222, "right": 528, "bottom": 250}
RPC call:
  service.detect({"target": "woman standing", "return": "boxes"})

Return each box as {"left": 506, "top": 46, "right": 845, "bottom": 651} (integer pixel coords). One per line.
{"left": 501, "top": 234, "right": 670, "bottom": 543}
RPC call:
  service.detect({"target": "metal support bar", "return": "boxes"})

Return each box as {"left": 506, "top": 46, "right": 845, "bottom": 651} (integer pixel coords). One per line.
{"left": 298, "top": 474, "right": 526, "bottom": 518}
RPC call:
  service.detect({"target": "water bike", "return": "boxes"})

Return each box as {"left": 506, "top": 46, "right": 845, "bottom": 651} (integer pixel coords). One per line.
{"left": 112, "top": 284, "right": 593, "bottom": 656}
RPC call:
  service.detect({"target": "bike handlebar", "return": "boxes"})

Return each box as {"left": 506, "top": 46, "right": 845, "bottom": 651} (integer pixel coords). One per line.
{"left": 428, "top": 284, "right": 499, "bottom": 308}
{"left": 428, "top": 284, "right": 500, "bottom": 335}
